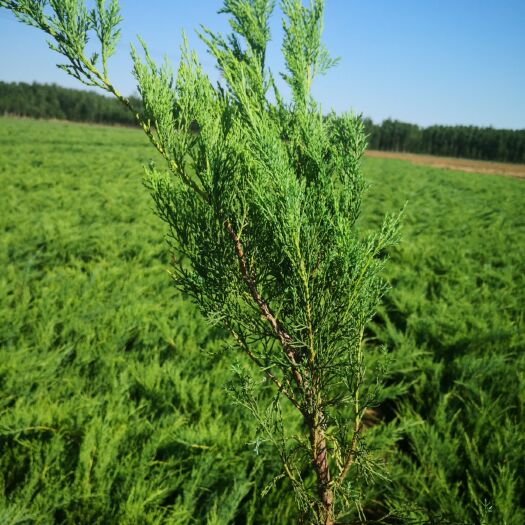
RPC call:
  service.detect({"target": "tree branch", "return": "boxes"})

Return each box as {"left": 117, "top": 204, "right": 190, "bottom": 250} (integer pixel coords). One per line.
{"left": 229, "top": 329, "right": 305, "bottom": 416}
{"left": 224, "top": 219, "right": 304, "bottom": 390}
{"left": 335, "top": 422, "right": 363, "bottom": 486}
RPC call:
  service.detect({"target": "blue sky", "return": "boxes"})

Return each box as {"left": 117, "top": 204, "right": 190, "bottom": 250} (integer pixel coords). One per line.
{"left": 0, "top": 0, "right": 524, "bottom": 129}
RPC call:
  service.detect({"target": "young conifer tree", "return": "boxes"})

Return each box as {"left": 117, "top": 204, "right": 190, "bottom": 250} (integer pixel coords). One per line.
{"left": 0, "top": 0, "right": 400, "bottom": 522}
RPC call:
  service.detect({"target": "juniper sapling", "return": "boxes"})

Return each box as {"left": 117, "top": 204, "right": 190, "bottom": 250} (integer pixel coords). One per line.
{"left": 0, "top": 0, "right": 400, "bottom": 522}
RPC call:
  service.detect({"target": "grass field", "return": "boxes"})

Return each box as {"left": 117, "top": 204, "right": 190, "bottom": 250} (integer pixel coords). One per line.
{"left": 1, "top": 117, "right": 524, "bottom": 524}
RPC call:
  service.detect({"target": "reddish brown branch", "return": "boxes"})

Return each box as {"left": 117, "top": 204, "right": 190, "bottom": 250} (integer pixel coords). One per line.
{"left": 224, "top": 220, "right": 304, "bottom": 389}
{"left": 225, "top": 219, "right": 337, "bottom": 523}
{"left": 309, "top": 412, "right": 334, "bottom": 524}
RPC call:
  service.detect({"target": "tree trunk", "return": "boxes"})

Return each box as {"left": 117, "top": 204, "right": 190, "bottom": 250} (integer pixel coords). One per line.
{"left": 310, "top": 416, "right": 334, "bottom": 525}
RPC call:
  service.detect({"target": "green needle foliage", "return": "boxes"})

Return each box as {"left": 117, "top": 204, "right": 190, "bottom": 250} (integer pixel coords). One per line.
{"left": 0, "top": 0, "right": 400, "bottom": 522}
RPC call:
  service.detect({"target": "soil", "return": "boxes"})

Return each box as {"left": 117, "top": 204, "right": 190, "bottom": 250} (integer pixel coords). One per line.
{"left": 365, "top": 150, "right": 525, "bottom": 179}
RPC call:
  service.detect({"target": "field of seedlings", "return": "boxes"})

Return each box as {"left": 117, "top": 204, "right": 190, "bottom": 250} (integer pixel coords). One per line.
{"left": 1, "top": 117, "right": 524, "bottom": 524}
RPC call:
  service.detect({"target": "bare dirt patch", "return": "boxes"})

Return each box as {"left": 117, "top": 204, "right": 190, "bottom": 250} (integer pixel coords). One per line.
{"left": 365, "top": 150, "right": 525, "bottom": 179}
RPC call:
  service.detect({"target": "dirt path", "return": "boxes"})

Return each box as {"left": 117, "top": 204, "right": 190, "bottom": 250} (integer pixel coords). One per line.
{"left": 365, "top": 150, "right": 525, "bottom": 179}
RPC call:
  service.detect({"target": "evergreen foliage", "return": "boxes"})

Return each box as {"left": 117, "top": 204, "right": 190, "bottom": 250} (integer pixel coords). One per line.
{"left": 0, "top": 1, "right": 400, "bottom": 523}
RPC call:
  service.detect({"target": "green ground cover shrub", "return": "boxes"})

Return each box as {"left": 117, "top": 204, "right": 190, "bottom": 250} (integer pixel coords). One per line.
{"left": 361, "top": 158, "right": 525, "bottom": 523}
{"left": 0, "top": 118, "right": 298, "bottom": 524}
{"left": 1, "top": 119, "right": 524, "bottom": 523}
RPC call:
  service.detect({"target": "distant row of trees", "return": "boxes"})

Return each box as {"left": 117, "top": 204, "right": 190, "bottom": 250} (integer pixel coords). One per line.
{"left": 0, "top": 81, "right": 139, "bottom": 125}
{"left": 1, "top": 81, "right": 524, "bottom": 163}
{"left": 362, "top": 118, "right": 525, "bottom": 163}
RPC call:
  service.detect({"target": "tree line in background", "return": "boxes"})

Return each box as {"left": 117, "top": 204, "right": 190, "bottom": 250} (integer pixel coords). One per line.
{"left": 362, "top": 117, "right": 525, "bottom": 163}
{"left": 0, "top": 80, "right": 139, "bottom": 126}
{"left": 1, "top": 81, "right": 524, "bottom": 163}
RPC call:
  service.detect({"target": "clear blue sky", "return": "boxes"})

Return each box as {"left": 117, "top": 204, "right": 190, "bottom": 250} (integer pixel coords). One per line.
{"left": 1, "top": 1, "right": 524, "bottom": 129}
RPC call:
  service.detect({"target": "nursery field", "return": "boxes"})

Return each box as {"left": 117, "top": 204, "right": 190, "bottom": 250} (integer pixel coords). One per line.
{"left": 1, "top": 117, "right": 524, "bottom": 524}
